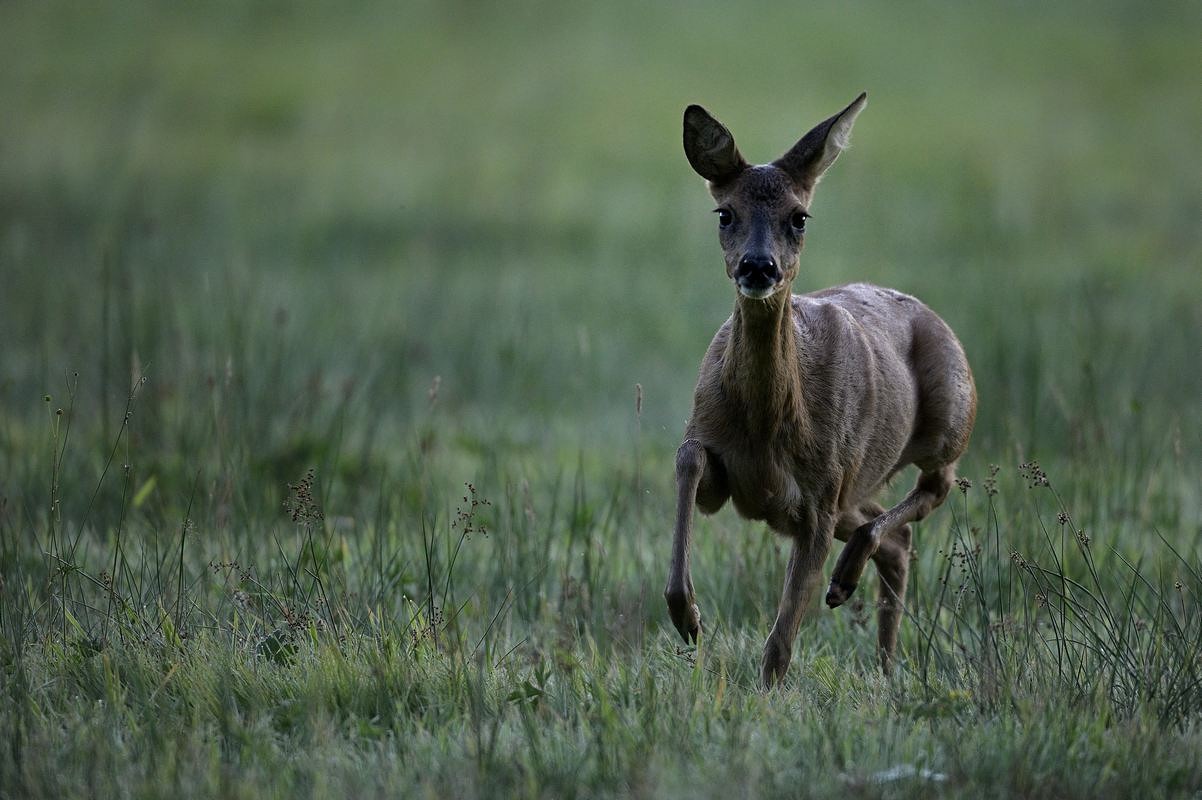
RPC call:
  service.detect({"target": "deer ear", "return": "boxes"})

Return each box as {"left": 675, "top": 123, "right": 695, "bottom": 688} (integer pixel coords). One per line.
{"left": 683, "top": 105, "right": 748, "bottom": 184}
{"left": 774, "top": 92, "right": 867, "bottom": 189}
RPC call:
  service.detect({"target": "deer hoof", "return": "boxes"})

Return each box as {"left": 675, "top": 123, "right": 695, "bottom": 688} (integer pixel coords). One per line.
{"left": 665, "top": 588, "right": 702, "bottom": 644}
{"left": 677, "top": 604, "right": 701, "bottom": 644}
{"left": 760, "top": 638, "right": 791, "bottom": 689}
{"left": 825, "top": 579, "right": 857, "bottom": 608}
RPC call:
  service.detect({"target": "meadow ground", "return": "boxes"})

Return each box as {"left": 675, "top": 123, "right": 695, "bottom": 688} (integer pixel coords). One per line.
{"left": 2, "top": 1, "right": 1201, "bottom": 797}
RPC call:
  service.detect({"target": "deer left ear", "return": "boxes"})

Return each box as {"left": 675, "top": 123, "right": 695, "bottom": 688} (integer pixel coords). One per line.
{"left": 683, "top": 105, "right": 748, "bottom": 185}
{"left": 774, "top": 92, "right": 867, "bottom": 189}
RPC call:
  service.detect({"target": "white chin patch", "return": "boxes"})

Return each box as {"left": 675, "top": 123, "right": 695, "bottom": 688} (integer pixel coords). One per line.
{"left": 737, "top": 283, "right": 778, "bottom": 300}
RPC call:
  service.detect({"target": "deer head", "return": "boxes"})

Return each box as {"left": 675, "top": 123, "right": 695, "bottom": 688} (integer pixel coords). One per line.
{"left": 683, "top": 93, "right": 867, "bottom": 300}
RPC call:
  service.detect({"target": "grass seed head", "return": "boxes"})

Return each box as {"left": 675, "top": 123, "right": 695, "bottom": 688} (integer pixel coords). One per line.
{"left": 1019, "top": 460, "right": 1049, "bottom": 488}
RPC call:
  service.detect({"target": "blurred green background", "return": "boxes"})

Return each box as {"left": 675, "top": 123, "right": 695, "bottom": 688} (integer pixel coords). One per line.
{"left": 1, "top": 0, "right": 1200, "bottom": 583}
{"left": 3, "top": 1, "right": 1199, "bottom": 467}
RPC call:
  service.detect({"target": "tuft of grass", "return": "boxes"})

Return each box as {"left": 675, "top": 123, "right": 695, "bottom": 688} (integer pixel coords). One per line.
{"left": 3, "top": 381, "right": 1201, "bottom": 797}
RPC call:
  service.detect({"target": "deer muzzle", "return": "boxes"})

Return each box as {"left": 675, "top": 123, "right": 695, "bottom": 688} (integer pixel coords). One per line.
{"left": 734, "top": 254, "right": 782, "bottom": 299}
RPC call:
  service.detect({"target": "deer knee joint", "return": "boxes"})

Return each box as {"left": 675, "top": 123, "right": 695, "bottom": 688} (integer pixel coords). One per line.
{"left": 918, "top": 469, "right": 953, "bottom": 500}
{"left": 853, "top": 519, "right": 881, "bottom": 549}
{"left": 675, "top": 439, "right": 707, "bottom": 482}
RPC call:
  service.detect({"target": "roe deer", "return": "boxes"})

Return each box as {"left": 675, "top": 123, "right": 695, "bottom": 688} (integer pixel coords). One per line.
{"left": 664, "top": 93, "right": 976, "bottom": 687}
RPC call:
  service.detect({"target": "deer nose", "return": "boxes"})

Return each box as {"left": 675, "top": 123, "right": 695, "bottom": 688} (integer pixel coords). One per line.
{"left": 736, "top": 254, "right": 780, "bottom": 283}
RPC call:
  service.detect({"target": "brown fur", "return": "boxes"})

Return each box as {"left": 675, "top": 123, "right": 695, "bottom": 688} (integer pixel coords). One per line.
{"left": 665, "top": 94, "right": 976, "bottom": 687}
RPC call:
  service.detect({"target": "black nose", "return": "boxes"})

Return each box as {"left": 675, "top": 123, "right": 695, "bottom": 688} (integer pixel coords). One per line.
{"left": 736, "top": 254, "right": 780, "bottom": 283}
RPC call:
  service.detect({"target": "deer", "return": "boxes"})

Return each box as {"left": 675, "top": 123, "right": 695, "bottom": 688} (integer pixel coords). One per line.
{"left": 664, "top": 92, "right": 976, "bottom": 688}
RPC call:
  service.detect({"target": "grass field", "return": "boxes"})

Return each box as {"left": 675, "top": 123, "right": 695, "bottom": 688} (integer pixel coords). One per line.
{"left": 2, "top": 1, "right": 1201, "bottom": 797}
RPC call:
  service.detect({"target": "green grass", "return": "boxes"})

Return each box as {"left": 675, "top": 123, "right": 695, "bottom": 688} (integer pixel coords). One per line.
{"left": 2, "top": 1, "right": 1201, "bottom": 797}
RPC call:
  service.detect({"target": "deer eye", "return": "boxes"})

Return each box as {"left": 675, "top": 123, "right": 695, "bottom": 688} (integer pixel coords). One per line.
{"left": 789, "top": 210, "right": 809, "bottom": 233}
{"left": 715, "top": 208, "right": 734, "bottom": 229}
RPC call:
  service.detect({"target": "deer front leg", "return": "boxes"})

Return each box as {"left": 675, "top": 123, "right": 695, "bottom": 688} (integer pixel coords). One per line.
{"left": 664, "top": 439, "right": 727, "bottom": 643}
{"left": 762, "top": 511, "right": 835, "bottom": 688}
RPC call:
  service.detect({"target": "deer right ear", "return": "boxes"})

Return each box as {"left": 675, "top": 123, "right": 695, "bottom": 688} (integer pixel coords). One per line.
{"left": 683, "top": 105, "right": 748, "bottom": 184}
{"left": 774, "top": 93, "right": 867, "bottom": 189}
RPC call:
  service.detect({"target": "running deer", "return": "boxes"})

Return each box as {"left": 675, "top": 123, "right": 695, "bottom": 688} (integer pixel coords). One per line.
{"left": 664, "top": 93, "right": 976, "bottom": 686}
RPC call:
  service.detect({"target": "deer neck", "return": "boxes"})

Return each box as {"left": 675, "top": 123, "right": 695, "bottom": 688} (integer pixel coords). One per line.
{"left": 722, "top": 287, "right": 810, "bottom": 439}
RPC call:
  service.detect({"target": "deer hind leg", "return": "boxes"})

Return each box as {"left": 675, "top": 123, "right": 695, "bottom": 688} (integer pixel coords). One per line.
{"left": 833, "top": 502, "right": 911, "bottom": 673}
{"left": 873, "top": 522, "right": 911, "bottom": 674}
{"left": 826, "top": 464, "right": 954, "bottom": 610}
